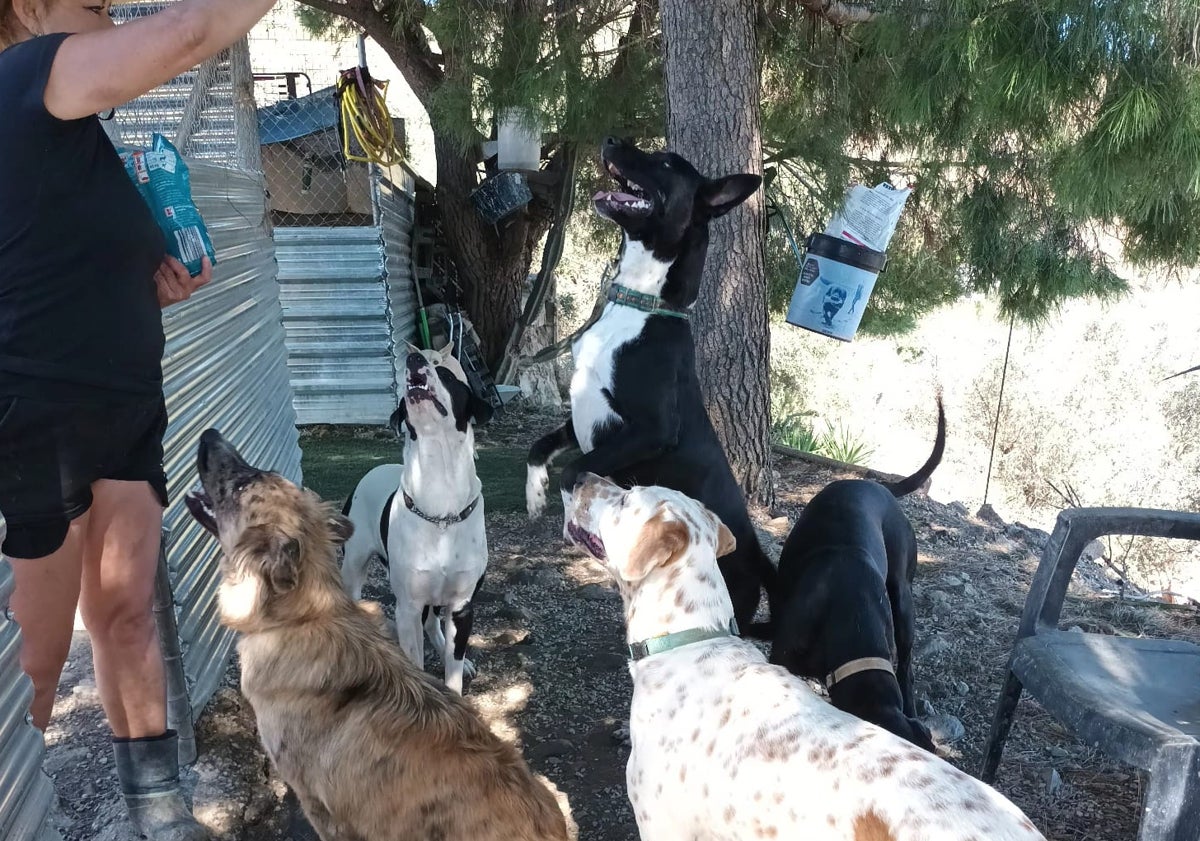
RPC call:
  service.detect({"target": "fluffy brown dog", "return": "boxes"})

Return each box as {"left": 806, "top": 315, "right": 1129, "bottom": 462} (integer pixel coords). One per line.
{"left": 185, "top": 429, "right": 569, "bottom": 841}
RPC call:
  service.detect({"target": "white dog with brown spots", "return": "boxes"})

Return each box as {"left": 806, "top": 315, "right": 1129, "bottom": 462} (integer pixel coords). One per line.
{"left": 564, "top": 473, "right": 1046, "bottom": 841}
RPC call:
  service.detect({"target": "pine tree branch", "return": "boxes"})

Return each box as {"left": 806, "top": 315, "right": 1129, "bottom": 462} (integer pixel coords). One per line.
{"left": 607, "top": 0, "right": 654, "bottom": 91}
{"left": 295, "top": 0, "right": 443, "bottom": 105}
{"left": 798, "top": 0, "right": 877, "bottom": 26}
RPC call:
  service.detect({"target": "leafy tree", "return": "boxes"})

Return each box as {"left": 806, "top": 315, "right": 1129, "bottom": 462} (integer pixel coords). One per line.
{"left": 299, "top": 0, "right": 1200, "bottom": 501}
{"left": 761, "top": 0, "right": 1200, "bottom": 335}
{"left": 295, "top": 0, "right": 659, "bottom": 364}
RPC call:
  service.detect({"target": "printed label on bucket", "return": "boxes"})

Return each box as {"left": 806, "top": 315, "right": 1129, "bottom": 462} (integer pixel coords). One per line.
{"left": 785, "top": 253, "right": 878, "bottom": 342}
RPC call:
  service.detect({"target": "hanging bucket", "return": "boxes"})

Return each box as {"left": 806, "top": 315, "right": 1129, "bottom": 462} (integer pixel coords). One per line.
{"left": 471, "top": 170, "right": 533, "bottom": 224}
{"left": 785, "top": 233, "right": 887, "bottom": 342}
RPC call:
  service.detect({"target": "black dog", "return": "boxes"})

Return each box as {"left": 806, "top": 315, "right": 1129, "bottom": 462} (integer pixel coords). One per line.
{"left": 767, "top": 399, "right": 946, "bottom": 751}
{"left": 525, "top": 137, "right": 775, "bottom": 631}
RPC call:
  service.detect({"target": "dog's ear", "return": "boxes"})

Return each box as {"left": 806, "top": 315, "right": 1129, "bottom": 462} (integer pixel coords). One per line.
{"left": 264, "top": 535, "right": 301, "bottom": 594}
{"left": 621, "top": 513, "right": 690, "bottom": 582}
{"left": 388, "top": 402, "right": 407, "bottom": 439}
{"left": 328, "top": 513, "right": 354, "bottom": 546}
{"left": 469, "top": 393, "right": 494, "bottom": 427}
{"left": 698, "top": 173, "right": 762, "bottom": 218}
{"left": 716, "top": 521, "right": 737, "bottom": 557}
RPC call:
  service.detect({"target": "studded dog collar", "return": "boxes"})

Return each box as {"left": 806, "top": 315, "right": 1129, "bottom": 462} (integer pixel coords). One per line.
{"left": 401, "top": 488, "right": 481, "bottom": 529}
{"left": 628, "top": 619, "right": 739, "bottom": 661}
{"left": 607, "top": 284, "right": 691, "bottom": 320}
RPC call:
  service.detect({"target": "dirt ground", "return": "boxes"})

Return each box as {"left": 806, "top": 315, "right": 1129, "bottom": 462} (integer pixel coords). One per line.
{"left": 41, "top": 406, "right": 1199, "bottom": 841}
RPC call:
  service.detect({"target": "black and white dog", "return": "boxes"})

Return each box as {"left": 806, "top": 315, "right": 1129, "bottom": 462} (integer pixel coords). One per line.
{"left": 526, "top": 136, "right": 775, "bottom": 631}
{"left": 767, "top": 399, "right": 946, "bottom": 751}
{"left": 341, "top": 345, "right": 493, "bottom": 694}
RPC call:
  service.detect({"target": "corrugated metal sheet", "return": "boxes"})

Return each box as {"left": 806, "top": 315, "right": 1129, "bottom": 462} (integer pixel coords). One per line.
{"left": 0, "top": 517, "right": 62, "bottom": 841}
{"left": 377, "top": 175, "right": 419, "bottom": 388}
{"left": 276, "top": 227, "right": 396, "bottom": 425}
{"left": 161, "top": 162, "right": 302, "bottom": 715}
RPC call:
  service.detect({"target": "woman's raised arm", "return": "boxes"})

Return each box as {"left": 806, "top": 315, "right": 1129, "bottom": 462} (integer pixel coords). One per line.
{"left": 44, "top": 0, "right": 277, "bottom": 121}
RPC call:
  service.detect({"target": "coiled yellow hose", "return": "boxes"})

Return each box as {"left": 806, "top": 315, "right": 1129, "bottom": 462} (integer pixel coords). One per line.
{"left": 336, "top": 67, "right": 404, "bottom": 166}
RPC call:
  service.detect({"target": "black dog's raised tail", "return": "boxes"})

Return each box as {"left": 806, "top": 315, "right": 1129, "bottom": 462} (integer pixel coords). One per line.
{"left": 880, "top": 396, "right": 946, "bottom": 499}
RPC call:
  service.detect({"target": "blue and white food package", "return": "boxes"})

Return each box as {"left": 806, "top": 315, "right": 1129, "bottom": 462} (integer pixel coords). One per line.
{"left": 118, "top": 134, "right": 217, "bottom": 277}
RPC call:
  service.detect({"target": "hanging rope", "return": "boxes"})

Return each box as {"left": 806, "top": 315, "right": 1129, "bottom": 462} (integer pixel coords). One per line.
{"left": 983, "top": 313, "right": 1016, "bottom": 506}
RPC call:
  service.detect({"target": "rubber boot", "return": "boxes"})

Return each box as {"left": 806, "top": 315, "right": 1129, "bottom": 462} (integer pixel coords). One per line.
{"left": 112, "top": 730, "right": 210, "bottom": 840}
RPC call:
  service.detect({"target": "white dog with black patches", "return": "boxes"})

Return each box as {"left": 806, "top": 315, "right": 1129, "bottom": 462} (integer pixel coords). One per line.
{"left": 565, "top": 473, "right": 1046, "bottom": 841}
{"left": 341, "top": 344, "right": 493, "bottom": 694}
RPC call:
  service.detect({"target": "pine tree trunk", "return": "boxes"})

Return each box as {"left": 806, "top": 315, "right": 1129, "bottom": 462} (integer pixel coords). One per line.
{"left": 431, "top": 134, "right": 544, "bottom": 368}
{"left": 367, "top": 34, "right": 549, "bottom": 370}
{"left": 661, "top": 0, "right": 774, "bottom": 505}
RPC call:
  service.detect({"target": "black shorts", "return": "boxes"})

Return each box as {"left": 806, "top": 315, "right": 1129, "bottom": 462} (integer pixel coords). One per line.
{"left": 0, "top": 394, "right": 169, "bottom": 559}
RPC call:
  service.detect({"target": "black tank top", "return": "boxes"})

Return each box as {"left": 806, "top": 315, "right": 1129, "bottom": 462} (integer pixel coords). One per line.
{"left": 0, "top": 33, "right": 167, "bottom": 401}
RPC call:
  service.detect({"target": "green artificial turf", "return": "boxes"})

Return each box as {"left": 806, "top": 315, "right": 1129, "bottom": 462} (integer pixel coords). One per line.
{"left": 299, "top": 431, "right": 536, "bottom": 515}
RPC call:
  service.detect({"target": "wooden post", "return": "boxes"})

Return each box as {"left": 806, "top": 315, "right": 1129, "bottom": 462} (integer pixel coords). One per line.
{"left": 228, "top": 37, "right": 263, "bottom": 174}
{"left": 173, "top": 55, "right": 220, "bottom": 153}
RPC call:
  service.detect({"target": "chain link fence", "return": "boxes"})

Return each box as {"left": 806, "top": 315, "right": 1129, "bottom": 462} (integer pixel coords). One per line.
{"left": 250, "top": 3, "right": 405, "bottom": 226}
{"left": 107, "top": 2, "right": 240, "bottom": 161}
{"left": 110, "top": 1, "right": 406, "bottom": 226}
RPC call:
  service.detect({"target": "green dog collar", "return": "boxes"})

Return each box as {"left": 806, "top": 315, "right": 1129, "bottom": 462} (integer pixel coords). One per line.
{"left": 607, "top": 284, "right": 691, "bottom": 320}
{"left": 628, "top": 619, "right": 739, "bottom": 661}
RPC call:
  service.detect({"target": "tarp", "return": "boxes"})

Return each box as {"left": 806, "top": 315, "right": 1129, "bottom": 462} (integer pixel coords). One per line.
{"left": 257, "top": 86, "right": 338, "bottom": 145}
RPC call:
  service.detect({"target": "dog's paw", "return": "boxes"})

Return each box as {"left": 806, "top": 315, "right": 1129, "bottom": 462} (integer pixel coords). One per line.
{"left": 462, "top": 657, "right": 478, "bottom": 680}
{"left": 611, "top": 722, "right": 632, "bottom": 748}
{"left": 526, "top": 464, "right": 549, "bottom": 519}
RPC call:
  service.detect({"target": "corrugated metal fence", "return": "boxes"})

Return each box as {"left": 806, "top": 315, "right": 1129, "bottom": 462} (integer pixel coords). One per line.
{"left": 276, "top": 173, "right": 418, "bottom": 425}
{"left": 161, "top": 162, "right": 303, "bottom": 714}
{"left": 0, "top": 520, "right": 61, "bottom": 841}
{"left": 276, "top": 226, "right": 392, "bottom": 425}
{"left": 378, "top": 175, "right": 420, "bottom": 390}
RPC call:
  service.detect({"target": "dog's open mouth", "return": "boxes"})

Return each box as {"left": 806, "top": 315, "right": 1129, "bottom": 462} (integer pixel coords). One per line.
{"left": 566, "top": 521, "right": 606, "bottom": 559}
{"left": 185, "top": 487, "right": 218, "bottom": 536}
{"left": 594, "top": 161, "right": 652, "bottom": 216}
{"left": 406, "top": 369, "right": 448, "bottom": 417}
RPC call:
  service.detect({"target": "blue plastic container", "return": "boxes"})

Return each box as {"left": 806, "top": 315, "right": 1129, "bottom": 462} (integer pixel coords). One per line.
{"left": 785, "top": 233, "right": 887, "bottom": 342}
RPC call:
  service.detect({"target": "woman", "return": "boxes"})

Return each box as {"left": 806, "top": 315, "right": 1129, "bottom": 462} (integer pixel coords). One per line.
{"left": 0, "top": 1, "right": 279, "bottom": 837}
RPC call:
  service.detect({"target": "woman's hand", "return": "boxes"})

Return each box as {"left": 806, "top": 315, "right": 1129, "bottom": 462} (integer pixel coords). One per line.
{"left": 155, "top": 255, "right": 212, "bottom": 309}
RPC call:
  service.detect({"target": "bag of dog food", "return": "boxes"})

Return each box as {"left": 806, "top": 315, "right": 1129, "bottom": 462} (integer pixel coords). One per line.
{"left": 118, "top": 134, "right": 217, "bottom": 277}
{"left": 823, "top": 181, "right": 911, "bottom": 252}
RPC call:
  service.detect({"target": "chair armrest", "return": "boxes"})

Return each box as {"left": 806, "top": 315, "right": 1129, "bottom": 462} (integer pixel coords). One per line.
{"left": 1018, "top": 507, "right": 1200, "bottom": 639}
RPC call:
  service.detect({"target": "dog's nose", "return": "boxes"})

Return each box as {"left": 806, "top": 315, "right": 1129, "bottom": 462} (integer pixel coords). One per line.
{"left": 406, "top": 352, "right": 426, "bottom": 370}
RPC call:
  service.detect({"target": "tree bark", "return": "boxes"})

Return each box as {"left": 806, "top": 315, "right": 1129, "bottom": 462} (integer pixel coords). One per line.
{"left": 349, "top": 13, "right": 549, "bottom": 368}
{"left": 661, "top": 0, "right": 774, "bottom": 505}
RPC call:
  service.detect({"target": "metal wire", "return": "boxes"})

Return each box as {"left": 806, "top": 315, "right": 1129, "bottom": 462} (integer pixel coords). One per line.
{"left": 983, "top": 313, "right": 1016, "bottom": 507}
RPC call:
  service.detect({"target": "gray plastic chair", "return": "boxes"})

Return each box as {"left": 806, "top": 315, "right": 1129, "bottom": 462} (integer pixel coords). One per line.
{"left": 981, "top": 507, "right": 1200, "bottom": 841}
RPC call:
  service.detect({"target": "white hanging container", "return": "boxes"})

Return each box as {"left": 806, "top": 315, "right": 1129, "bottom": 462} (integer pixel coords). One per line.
{"left": 496, "top": 107, "right": 542, "bottom": 171}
